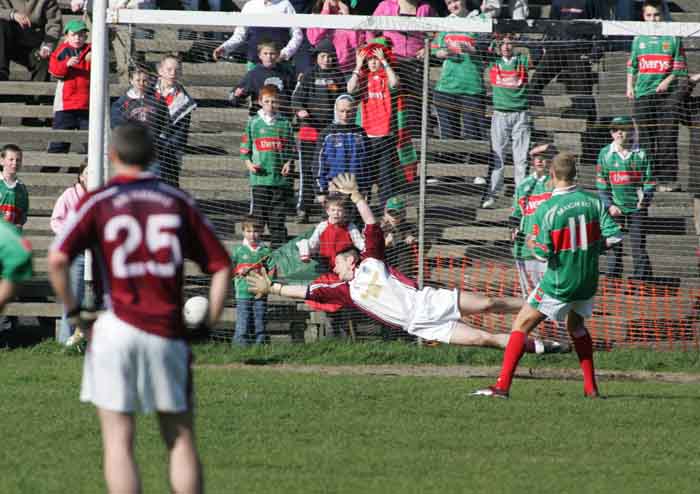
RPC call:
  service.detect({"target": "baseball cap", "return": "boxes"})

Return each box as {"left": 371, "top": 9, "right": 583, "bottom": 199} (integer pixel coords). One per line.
{"left": 529, "top": 143, "right": 558, "bottom": 159}
{"left": 64, "top": 19, "right": 89, "bottom": 34}
{"left": 386, "top": 197, "right": 405, "bottom": 211}
{"left": 610, "top": 116, "right": 633, "bottom": 129}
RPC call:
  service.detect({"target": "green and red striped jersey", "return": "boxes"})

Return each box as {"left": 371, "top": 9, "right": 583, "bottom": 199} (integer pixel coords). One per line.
{"left": 627, "top": 35, "right": 687, "bottom": 98}
{"left": 0, "top": 179, "right": 29, "bottom": 227}
{"left": 595, "top": 144, "right": 655, "bottom": 214}
{"left": 512, "top": 173, "right": 552, "bottom": 260}
{"left": 487, "top": 53, "right": 529, "bottom": 112}
{"left": 240, "top": 113, "right": 295, "bottom": 188}
{"left": 531, "top": 185, "right": 622, "bottom": 301}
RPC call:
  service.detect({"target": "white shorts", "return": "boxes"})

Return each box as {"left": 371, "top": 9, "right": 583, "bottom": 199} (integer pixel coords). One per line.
{"left": 515, "top": 259, "right": 547, "bottom": 299}
{"left": 405, "top": 287, "right": 460, "bottom": 343}
{"left": 80, "top": 312, "right": 193, "bottom": 414}
{"left": 527, "top": 285, "right": 594, "bottom": 322}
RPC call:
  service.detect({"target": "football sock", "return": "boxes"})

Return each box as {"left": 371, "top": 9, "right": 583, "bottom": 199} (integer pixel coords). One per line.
{"left": 573, "top": 330, "right": 598, "bottom": 395}
{"left": 495, "top": 331, "right": 527, "bottom": 392}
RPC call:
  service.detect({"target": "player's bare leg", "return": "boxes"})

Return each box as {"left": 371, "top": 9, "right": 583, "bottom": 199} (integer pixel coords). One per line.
{"left": 97, "top": 408, "right": 141, "bottom": 494}
{"left": 566, "top": 311, "right": 599, "bottom": 397}
{"left": 457, "top": 291, "right": 522, "bottom": 316}
{"left": 158, "top": 411, "right": 203, "bottom": 494}
{"left": 449, "top": 320, "right": 510, "bottom": 347}
{"left": 471, "top": 303, "right": 547, "bottom": 397}
{"left": 451, "top": 318, "right": 564, "bottom": 354}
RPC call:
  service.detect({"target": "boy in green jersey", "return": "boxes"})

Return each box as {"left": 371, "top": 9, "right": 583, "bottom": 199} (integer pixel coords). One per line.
{"left": 626, "top": 0, "right": 687, "bottom": 190}
{"left": 240, "top": 84, "right": 295, "bottom": 248}
{"left": 0, "top": 144, "right": 29, "bottom": 229}
{"left": 231, "top": 216, "right": 273, "bottom": 345}
{"left": 595, "top": 116, "right": 655, "bottom": 280}
{"left": 482, "top": 34, "right": 532, "bottom": 209}
{"left": 473, "top": 153, "right": 622, "bottom": 398}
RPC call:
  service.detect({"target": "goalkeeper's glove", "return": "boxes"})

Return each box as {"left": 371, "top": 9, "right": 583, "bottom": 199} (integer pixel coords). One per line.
{"left": 330, "top": 173, "right": 363, "bottom": 203}
{"left": 246, "top": 268, "right": 282, "bottom": 299}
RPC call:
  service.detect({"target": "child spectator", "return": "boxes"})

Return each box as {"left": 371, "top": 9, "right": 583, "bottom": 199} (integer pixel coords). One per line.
{"left": 240, "top": 84, "right": 295, "bottom": 248}
{"left": 307, "top": 0, "right": 365, "bottom": 73}
{"left": 150, "top": 54, "right": 197, "bottom": 188}
{"left": 380, "top": 196, "right": 420, "bottom": 278}
{"left": 626, "top": 0, "right": 687, "bottom": 192}
{"left": 0, "top": 144, "right": 29, "bottom": 230}
{"left": 431, "top": 0, "right": 489, "bottom": 143}
{"left": 110, "top": 65, "right": 167, "bottom": 131}
{"left": 315, "top": 94, "right": 369, "bottom": 206}
{"left": 230, "top": 39, "right": 297, "bottom": 119}
{"left": 111, "top": 66, "right": 168, "bottom": 173}
{"left": 0, "top": 143, "right": 29, "bottom": 334}
{"left": 291, "top": 38, "right": 346, "bottom": 222}
{"left": 212, "top": 0, "right": 303, "bottom": 69}
{"left": 481, "top": 33, "right": 532, "bottom": 209}
{"left": 231, "top": 216, "right": 273, "bottom": 346}
{"left": 47, "top": 20, "right": 91, "bottom": 156}
{"left": 596, "top": 116, "right": 655, "bottom": 281}
{"left": 348, "top": 38, "right": 416, "bottom": 208}
{"left": 367, "top": 0, "right": 436, "bottom": 133}
{"left": 297, "top": 193, "right": 365, "bottom": 270}
{"left": 50, "top": 163, "right": 88, "bottom": 344}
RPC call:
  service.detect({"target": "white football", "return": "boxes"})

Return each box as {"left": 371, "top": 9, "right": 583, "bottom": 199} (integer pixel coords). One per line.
{"left": 183, "top": 296, "right": 209, "bottom": 328}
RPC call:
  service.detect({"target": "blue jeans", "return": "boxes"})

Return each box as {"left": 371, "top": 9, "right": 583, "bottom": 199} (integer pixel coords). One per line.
{"left": 434, "top": 91, "right": 488, "bottom": 141}
{"left": 57, "top": 253, "right": 85, "bottom": 344}
{"left": 233, "top": 298, "right": 268, "bottom": 345}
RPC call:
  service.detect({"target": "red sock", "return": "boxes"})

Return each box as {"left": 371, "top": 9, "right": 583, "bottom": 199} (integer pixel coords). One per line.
{"left": 495, "top": 331, "right": 527, "bottom": 392}
{"left": 573, "top": 331, "right": 598, "bottom": 395}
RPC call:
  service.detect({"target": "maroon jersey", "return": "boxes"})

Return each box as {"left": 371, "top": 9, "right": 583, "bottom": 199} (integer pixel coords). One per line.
{"left": 53, "top": 173, "right": 231, "bottom": 339}
{"left": 305, "top": 224, "right": 418, "bottom": 328}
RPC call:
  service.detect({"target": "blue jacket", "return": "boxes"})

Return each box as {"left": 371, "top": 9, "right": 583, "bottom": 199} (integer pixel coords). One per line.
{"left": 314, "top": 123, "right": 368, "bottom": 195}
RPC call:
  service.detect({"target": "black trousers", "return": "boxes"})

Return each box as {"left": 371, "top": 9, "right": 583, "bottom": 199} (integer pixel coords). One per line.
{"left": 634, "top": 89, "right": 684, "bottom": 183}
{"left": 0, "top": 19, "right": 49, "bottom": 82}
{"left": 250, "top": 186, "right": 291, "bottom": 248}
{"left": 47, "top": 110, "right": 89, "bottom": 155}
{"left": 607, "top": 209, "right": 652, "bottom": 281}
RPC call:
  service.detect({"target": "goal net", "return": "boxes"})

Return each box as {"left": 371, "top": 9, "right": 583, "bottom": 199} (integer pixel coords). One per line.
{"left": 99, "top": 8, "right": 700, "bottom": 347}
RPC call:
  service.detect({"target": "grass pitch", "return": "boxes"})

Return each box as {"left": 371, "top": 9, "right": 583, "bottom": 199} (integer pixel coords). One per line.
{"left": 2, "top": 342, "right": 700, "bottom": 493}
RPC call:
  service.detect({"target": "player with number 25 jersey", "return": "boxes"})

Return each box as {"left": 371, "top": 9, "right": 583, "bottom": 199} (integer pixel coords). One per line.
{"left": 54, "top": 175, "right": 230, "bottom": 339}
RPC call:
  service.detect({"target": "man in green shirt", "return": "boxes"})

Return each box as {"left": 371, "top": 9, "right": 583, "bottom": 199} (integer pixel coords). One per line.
{"left": 626, "top": 0, "right": 687, "bottom": 191}
{"left": 473, "top": 153, "right": 622, "bottom": 398}
{"left": 595, "top": 116, "right": 655, "bottom": 280}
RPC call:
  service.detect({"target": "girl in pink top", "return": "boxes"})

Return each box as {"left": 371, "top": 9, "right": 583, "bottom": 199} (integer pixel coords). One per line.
{"left": 52, "top": 164, "right": 88, "bottom": 345}
{"left": 307, "top": 0, "right": 365, "bottom": 73}
{"left": 50, "top": 164, "right": 88, "bottom": 234}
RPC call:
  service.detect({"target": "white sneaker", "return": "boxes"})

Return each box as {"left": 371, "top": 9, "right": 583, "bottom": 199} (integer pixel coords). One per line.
{"left": 473, "top": 176, "right": 487, "bottom": 185}
{"left": 481, "top": 197, "right": 495, "bottom": 209}
{"left": 535, "top": 338, "right": 571, "bottom": 354}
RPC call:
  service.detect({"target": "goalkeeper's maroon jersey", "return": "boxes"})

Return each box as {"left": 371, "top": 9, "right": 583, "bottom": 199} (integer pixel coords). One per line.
{"left": 306, "top": 223, "right": 418, "bottom": 328}
{"left": 53, "top": 173, "right": 231, "bottom": 339}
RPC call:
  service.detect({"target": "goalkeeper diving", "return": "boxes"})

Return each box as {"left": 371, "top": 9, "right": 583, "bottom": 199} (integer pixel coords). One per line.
{"left": 247, "top": 173, "right": 566, "bottom": 353}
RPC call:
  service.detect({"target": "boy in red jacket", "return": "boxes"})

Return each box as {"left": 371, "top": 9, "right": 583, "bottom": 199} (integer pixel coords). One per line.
{"left": 47, "top": 19, "right": 91, "bottom": 156}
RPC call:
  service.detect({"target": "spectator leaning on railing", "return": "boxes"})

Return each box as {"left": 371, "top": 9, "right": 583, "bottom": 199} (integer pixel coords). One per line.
{"left": 0, "top": 0, "right": 62, "bottom": 82}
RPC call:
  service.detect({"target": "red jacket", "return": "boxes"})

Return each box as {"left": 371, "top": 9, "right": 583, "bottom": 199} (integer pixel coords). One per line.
{"left": 49, "top": 42, "right": 92, "bottom": 112}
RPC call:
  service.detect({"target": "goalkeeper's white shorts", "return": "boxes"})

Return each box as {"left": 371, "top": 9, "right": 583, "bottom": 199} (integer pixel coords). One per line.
{"left": 80, "top": 312, "right": 193, "bottom": 414}
{"left": 528, "top": 285, "right": 594, "bottom": 322}
{"left": 405, "top": 287, "right": 461, "bottom": 343}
